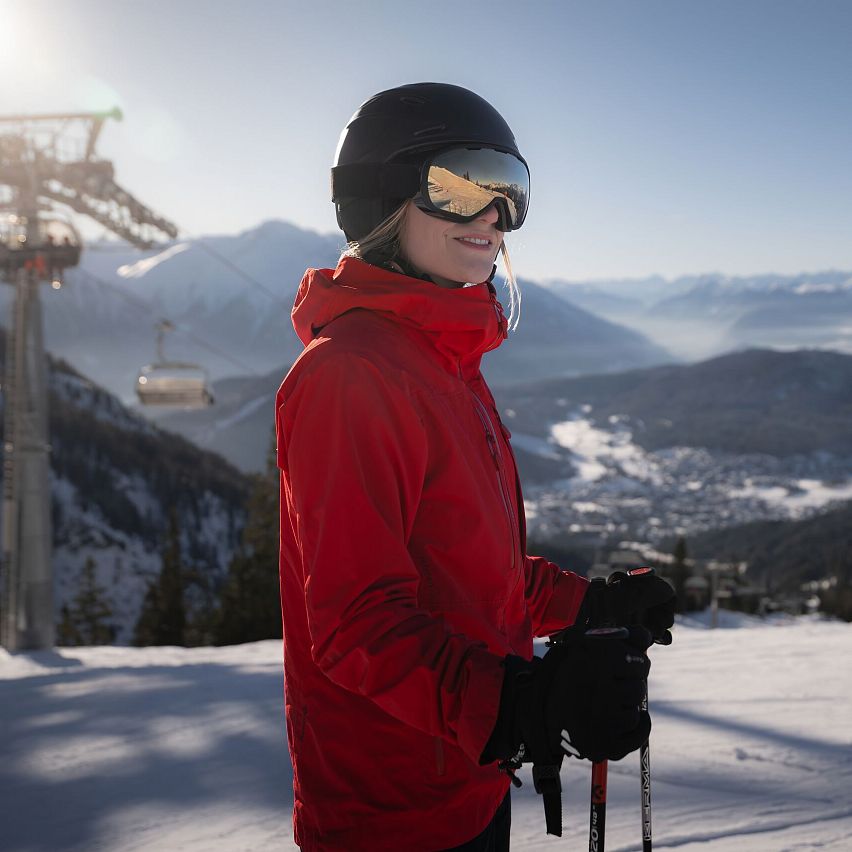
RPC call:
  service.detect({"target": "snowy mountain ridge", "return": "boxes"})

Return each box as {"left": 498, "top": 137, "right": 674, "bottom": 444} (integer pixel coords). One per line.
{"left": 547, "top": 269, "right": 852, "bottom": 362}
{"left": 1, "top": 218, "right": 672, "bottom": 407}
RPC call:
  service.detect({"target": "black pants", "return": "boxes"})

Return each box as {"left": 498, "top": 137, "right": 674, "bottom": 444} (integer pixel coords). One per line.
{"left": 440, "top": 791, "right": 511, "bottom": 852}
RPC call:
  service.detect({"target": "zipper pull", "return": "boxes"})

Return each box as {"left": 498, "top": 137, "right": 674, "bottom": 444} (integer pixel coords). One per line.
{"left": 488, "top": 284, "right": 509, "bottom": 338}
{"left": 484, "top": 430, "right": 500, "bottom": 467}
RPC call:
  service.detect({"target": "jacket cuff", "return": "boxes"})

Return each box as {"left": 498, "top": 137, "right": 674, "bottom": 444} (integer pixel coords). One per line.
{"left": 536, "top": 572, "right": 591, "bottom": 636}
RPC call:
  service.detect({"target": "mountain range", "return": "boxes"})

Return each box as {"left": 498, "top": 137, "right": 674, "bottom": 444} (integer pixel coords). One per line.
{"left": 495, "top": 348, "right": 852, "bottom": 457}
{"left": 3, "top": 218, "right": 851, "bottom": 625}
{"left": 0, "top": 219, "right": 672, "bottom": 408}
{"left": 548, "top": 269, "right": 852, "bottom": 361}
{"left": 490, "top": 348, "right": 852, "bottom": 591}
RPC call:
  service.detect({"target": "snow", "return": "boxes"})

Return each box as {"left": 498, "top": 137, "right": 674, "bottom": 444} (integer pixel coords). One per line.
{"left": 793, "top": 280, "right": 852, "bottom": 295}
{"left": 551, "top": 417, "right": 664, "bottom": 485}
{"left": 530, "top": 415, "right": 852, "bottom": 542}
{"left": 51, "top": 368, "right": 157, "bottom": 435}
{"left": 51, "top": 474, "right": 164, "bottom": 644}
{"left": 2, "top": 617, "right": 851, "bottom": 851}
{"left": 729, "top": 477, "right": 852, "bottom": 511}
{"left": 117, "top": 243, "right": 191, "bottom": 279}
{"left": 508, "top": 432, "right": 562, "bottom": 460}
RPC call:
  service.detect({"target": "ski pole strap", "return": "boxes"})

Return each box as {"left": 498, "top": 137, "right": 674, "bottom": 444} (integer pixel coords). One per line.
{"left": 532, "top": 763, "right": 563, "bottom": 836}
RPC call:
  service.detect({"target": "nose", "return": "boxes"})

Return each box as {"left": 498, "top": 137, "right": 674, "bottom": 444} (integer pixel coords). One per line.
{"left": 476, "top": 203, "right": 499, "bottom": 226}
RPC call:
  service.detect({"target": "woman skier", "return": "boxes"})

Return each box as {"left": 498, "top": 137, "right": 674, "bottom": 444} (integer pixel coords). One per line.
{"left": 275, "top": 82, "right": 675, "bottom": 851}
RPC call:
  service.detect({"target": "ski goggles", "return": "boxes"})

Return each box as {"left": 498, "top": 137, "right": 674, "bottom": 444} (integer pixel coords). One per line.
{"left": 331, "top": 146, "right": 530, "bottom": 232}
{"left": 413, "top": 146, "right": 530, "bottom": 232}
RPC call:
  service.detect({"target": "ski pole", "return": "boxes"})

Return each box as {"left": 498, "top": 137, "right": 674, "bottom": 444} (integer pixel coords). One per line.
{"left": 640, "top": 680, "right": 652, "bottom": 851}
{"left": 625, "top": 567, "right": 657, "bottom": 852}
{"left": 589, "top": 758, "right": 608, "bottom": 852}
{"left": 584, "top": 565, "right": 664, "bottom": 852}
{"left": 584, "top": 627, "right": 628, "bottom": 852}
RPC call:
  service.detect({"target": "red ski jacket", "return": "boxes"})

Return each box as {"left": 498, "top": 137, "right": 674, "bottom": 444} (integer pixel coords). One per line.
{"left": 276, "top": 256, "right": 589, "bottom": 850}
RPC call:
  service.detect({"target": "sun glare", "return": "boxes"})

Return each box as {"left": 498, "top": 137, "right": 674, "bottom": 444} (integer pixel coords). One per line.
{"left": 0, "top": 3, "right": 44, "bottom": 79}
{"left": 0, "top": 26, "right": 19, "bottom": 71}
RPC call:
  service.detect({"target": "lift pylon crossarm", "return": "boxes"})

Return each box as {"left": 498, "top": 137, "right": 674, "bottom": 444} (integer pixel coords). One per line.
{"left": 0, "top": 107, "right": 123, "bottom": 126}
{"left": 48, "top": 159, "right": 178, "bottom": 238}
{"left": 0, "top": 106, "right": 178, "bottom": 249}
{"left": 40, "top": 183, "right": 176, "bottom": 250}
{"left": 0, "top": 108, "right": 123, "bottom": 165}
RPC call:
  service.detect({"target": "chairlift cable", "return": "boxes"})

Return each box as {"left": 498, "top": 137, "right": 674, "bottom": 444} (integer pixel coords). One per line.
{"left": 187, "top": 235, "right": 286, "bottom": 306}
{"left": 70, "top": 266, "right": 261, "bottom": 377}
{"left": 87, "top": 232, "right": 288, "bottom": 307}
{"left": 63, "top": 222, "right": 289, "bottom": 375}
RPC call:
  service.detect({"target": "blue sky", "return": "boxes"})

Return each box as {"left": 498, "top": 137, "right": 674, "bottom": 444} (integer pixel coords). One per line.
{"left": 1, "top": 0, "right": 851, "bottom": 280}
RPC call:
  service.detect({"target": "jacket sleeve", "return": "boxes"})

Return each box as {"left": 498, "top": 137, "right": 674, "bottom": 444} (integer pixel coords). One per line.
{"left": 522, "top": 554, "right": 590, "bottom": 637}
{"left": 278, "top": 352, "right": 505, "bottom": 764}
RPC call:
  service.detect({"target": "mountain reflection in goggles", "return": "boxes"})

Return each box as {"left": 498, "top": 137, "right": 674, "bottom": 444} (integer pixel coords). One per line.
{"left": 420, "top": 147, "right": 529, "bottom": 230}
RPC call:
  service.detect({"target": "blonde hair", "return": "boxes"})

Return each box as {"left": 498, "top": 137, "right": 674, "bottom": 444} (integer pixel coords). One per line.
{"left": 340, "top": 200, "right": 522, "bottom": 331}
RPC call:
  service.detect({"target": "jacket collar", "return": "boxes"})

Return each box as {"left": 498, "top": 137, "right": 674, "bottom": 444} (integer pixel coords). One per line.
{"left": 292, "top": 256, "right": 507, "bottom": 377}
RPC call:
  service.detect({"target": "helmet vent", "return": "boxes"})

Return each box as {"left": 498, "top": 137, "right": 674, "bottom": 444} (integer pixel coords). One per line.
{"left": 399, "top": 95, "right": 426, "bottom": 105}
{"left": 413, "top": 124, "right": 447, "bottom": 137}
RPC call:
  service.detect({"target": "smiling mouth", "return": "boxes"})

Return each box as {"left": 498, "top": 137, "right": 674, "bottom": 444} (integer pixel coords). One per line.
{"left": 454, "top": 236, "right": 493, "bottom": 250}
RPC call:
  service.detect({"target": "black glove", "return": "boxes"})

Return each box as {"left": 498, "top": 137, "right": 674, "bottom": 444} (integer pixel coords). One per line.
{"left": 578, "top": 569, "right": 676, "bottom": 645}
{"left": 481, "top": 625, "right": 652, "bottom": 767}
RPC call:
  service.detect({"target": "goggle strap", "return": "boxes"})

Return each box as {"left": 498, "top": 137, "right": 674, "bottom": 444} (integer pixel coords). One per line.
{"left": 331, "top": 163, "right": 420, "bottom": 201}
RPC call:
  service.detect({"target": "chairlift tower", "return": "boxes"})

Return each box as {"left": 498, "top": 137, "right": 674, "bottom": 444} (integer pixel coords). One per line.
{"left": 0, "top": 109, "right": 177, "bottom": 650}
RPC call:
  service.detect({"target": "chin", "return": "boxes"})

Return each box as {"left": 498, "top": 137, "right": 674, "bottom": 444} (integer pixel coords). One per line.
{"left": 467, "top": 265, "right": 495, "bottom": 284}
{"left": 442, "top": 261, "right": 493, "bottom": 285}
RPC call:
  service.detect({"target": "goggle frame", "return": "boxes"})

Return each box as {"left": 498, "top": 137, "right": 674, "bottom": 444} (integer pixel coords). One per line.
{"left": 411, "top": 145, "right": 530, "bottom": 233}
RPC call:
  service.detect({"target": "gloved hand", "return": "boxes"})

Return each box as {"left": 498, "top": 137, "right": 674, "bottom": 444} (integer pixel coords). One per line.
{"left": 577, "top": 569, "right": 676, "bottom": 645}
{"left": 481, "top": 625, "right": 652, "bottom": 768}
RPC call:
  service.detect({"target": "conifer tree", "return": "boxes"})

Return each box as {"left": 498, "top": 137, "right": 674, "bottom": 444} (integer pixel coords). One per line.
{"left": 57, "top": 605, "right": 79, "bottom": 646}
{"left": 133, "top": 508, "right": 186, "bottom": 646}
{"left": 214, "top": 432, "right": 281, "bottom": 645}
{"left": 57, "top": 557, "right": 114, "bottom": 645}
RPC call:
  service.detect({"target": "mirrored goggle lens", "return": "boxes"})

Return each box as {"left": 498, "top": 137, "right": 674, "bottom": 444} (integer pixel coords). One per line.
{"left": 424, "top": 148, "right": 529, "bottom": 228}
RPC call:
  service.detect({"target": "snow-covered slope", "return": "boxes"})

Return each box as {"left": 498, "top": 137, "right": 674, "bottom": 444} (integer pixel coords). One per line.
{"left": 1, "top": 615, "right": 850, "bottom": 851}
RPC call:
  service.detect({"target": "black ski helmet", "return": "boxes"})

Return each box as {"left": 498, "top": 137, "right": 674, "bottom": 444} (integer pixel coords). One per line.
{"left": 332, "top": 82, "right": 527, "bottom": 242}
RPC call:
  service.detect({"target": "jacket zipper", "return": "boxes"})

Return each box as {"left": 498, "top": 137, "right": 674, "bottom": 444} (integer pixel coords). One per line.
{"left": 487, "top": 281, "right": 509, "bottom": 341}
{"left": 466, "top": 378, "right": 519, "bottom": 576}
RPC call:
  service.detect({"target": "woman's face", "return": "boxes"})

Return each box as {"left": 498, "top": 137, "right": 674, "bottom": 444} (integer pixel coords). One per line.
{"left": 399, "top": 202, "right": 503, "bottom": 289}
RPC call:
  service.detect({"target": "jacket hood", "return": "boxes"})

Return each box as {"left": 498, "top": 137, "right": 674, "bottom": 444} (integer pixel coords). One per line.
{"left": 292, "top": 256, "right": 508, "bottom": 371}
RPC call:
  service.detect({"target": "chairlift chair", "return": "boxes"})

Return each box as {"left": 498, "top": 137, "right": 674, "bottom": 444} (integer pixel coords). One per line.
{"left": 135, "top": 320, "right": 214, "bottom": 409}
